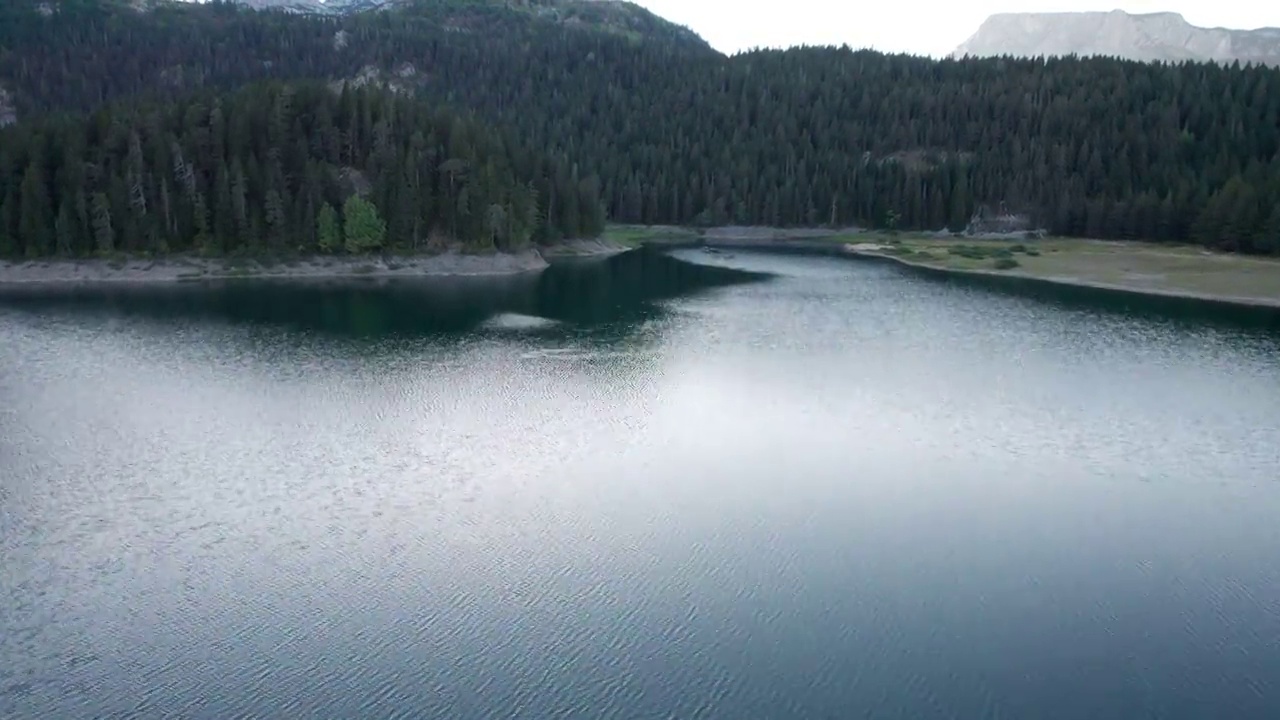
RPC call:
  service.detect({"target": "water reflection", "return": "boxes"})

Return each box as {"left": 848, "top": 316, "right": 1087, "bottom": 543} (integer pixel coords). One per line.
{"left": 0, "top": 249, "right": 767, "bottom": 340}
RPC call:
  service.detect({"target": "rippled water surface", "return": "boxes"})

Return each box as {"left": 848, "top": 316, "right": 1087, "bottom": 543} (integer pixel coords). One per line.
{"left": 3, "top": 249, "right": 1280, "bottom": 719}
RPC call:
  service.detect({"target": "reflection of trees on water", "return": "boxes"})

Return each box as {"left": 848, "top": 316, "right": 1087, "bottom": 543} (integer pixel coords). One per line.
{"left": 536, "top": 249, "right": 767, "bottom": 325}
{"left": 0, "top": 274, "right": 541, "bottom": 337}
{"left": 0, "top": 249, "right": 767, "bottom": 341}
{"left": 530, "top": 249, "right": 769, "bottom": 350}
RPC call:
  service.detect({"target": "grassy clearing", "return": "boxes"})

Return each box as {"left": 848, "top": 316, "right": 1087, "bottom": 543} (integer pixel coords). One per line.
{"left": 855, "top": 236, "right": 1280, "bottom": 304}
{"left": 602, "top": 224, "right": 700, "bottom": 246}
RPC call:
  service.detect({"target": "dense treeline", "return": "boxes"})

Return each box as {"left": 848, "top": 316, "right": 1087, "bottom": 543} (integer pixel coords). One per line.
{"left": 0, "top": 81, "right": 605, "bottom": 258}
{"left": 1, "top": 0, "right": 1279, "bottom": 253}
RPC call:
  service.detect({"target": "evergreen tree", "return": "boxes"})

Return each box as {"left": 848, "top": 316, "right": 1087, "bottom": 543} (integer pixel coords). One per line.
{"left": 343, "top": 195, "right": 386, "bottom": 253}
{"left": 317, "top": 203, "right": 341, "bottom": 253}
{"left": 19, "top": 160, "right": 51, "bottom": 258}
{"left": 1257, "top": 204, "right": 1280, "bottom": 255}
{"left": 54, "top": 199, "right": 75, "bottom": 256}
{"left": 0, "top": 190, "right": 16, "bottom": 257}
{"left": 91, "top": 192, "right": 114, "bottom": 255}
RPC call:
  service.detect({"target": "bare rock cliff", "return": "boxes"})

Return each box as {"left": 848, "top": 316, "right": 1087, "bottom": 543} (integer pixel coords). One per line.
{"left": 953, "top": 10, "right": 1280, "bottom": 66}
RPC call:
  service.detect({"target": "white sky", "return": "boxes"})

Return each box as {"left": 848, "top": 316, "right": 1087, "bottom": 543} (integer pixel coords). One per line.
{"left": 633, "top": 1, "right": 1280, "bottom": 57}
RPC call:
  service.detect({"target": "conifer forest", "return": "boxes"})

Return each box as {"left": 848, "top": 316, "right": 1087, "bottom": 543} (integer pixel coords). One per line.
{"left": 1, "top": 0, "right": 1278, "bottom": 257}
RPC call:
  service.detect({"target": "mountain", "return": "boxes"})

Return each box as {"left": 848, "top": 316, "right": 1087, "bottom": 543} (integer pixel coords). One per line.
{"left": 1, "top": 0, "right": 1279, "bottom": 255}
{"left": 216, "top": 0, "right": 323, "bottom": 11}
{"left": 197, "top": 0, "right": 709, "bottom": 46}
{"left": 210, "top": 0, "right": 400, "bottom": 14}
{"left": 953, "top": 10, "right": 1280, "bottom": 66}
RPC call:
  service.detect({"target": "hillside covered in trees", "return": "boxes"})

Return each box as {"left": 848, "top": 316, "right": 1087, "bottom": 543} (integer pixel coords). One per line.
{"left": 1, "top": 0, "right": 1279, "bottom": 255}
{"left": 0, "top": 81, "right": 605, "bottom": 258}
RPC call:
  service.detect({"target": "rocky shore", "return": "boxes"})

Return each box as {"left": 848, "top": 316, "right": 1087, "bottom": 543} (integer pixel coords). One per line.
{"left": 0, "top": 241, "right": 633, "bottom": 287}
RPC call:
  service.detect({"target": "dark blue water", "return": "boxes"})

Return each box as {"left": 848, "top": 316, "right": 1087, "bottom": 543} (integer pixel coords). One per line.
{"left": 3, "top": 249, "right": 1279, "bottom": 719}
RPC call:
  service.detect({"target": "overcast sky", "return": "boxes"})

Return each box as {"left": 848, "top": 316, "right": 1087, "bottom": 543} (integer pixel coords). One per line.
{"left": 633, "top": 1, "right": 1280, "bottom": 57}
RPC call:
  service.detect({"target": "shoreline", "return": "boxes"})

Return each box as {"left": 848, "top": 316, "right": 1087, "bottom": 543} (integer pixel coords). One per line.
{"left": 537, "top": 238, "right": 634, "bottom": 259}
{"left": 0, "top": 241, "right": 633, "bottom": 288}
{"left": 644, "top": 228, "right": 1280, "bottom": 312}
{"left": 844, "top": 246, "right": 1280, "bottom": 311}
{"left": 4, "top": 227, "right": 1276, "bottom": 313}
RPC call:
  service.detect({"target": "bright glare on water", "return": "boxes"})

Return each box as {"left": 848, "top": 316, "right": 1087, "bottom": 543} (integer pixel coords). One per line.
{"left": 2, "top": 249, "right": 1279, "bottom": 719}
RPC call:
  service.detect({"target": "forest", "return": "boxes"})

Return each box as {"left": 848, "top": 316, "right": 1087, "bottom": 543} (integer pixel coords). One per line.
{"left": 1, "top": 0, "right": 1278, "bottom": 255}
{"left": 0, "top": 81, "right": 605, "bottom": 258}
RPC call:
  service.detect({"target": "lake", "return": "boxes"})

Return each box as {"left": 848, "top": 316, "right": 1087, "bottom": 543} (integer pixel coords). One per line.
{"left": 3, "top": 248, "right": 1279, "bottom": 719}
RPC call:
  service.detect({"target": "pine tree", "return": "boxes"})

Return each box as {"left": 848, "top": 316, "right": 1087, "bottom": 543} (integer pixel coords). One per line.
{"left": 342, "top": 196, "right": 385, "bottom": 253}
{"left": 264, "top": 188, "right": 287, "bottom": 250}
{"left": 212, "top": 166, "right": 234, "bottom": 254}
{"left": 54, "top": 200, "right": 75, "bottom": 256}
{"left": 229, "top": 158, "right": 249, "bottom": 248}
{"left": 191, "top": 191, "right": 212, "bottom": 253}
{"left": 317, "top": 203, "right": 341, "bottom": 253}
{"left": 91, "top": 192, "right": 115, "bottom": 255}
{"left": 0, "top": 189, "right": 16, "bottom": 257}
{"left": 1257, "top": 203, "right": 1280, "bottom": 255}
{"left": 19, "top": 161, "right": 51, "bottom": 258}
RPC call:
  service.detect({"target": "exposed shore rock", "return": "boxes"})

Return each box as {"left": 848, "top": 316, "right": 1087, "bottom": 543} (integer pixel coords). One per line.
{"left": 0, "top": 250, "right": 549, "bottom": 287}
{"left": 0, "top": 238, "right": 640, "bottom": 287}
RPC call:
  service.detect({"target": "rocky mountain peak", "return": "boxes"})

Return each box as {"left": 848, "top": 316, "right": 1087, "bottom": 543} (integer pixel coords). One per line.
{"left": 953, "top": 10, "right": 1280, "bottom": 66}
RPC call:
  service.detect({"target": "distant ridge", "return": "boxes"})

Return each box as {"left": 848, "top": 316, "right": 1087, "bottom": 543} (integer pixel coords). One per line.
{"left": 205, "top": 0, "right": 652, "bottom": 17}
{"left": 170, "top": 0, "right": 711, "bottom": 50}
{"left": 953, "top": 10, "right": 1280, "bottom": 66}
